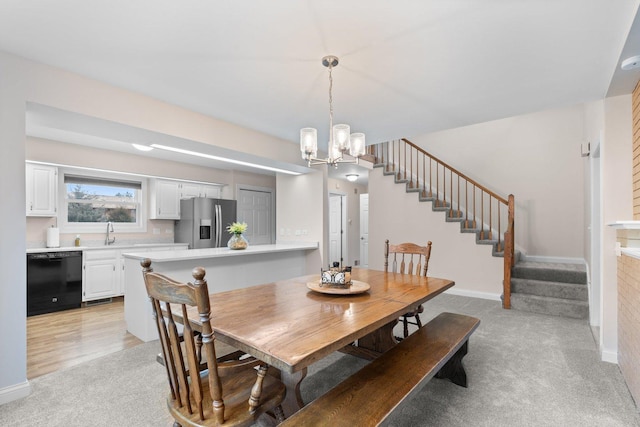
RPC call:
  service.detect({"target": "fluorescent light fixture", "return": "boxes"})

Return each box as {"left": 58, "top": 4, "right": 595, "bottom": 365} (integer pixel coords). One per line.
{"left": 346, "top": 174, "right": 359, "bottom": 182}
{"left": 150, "top": 144, "right": 301, "bottom": 175}
{"left": 132, "top": 143, "right": 154, "bottom": 152}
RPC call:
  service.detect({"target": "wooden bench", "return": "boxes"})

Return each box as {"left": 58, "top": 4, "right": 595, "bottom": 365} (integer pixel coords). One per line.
{"left": 281, "top": 312, "right": 480, "bottom": 426}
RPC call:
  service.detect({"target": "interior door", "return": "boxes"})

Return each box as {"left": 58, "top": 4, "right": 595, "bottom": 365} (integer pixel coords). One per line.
{"left": 360, "top": 193, "right": 369, "bottom": 268}
{"left": 237, "top": 188, "right": 273, "bottom": 245}
{"left": 329, "top": 194, "right": 343, "bottom": 267}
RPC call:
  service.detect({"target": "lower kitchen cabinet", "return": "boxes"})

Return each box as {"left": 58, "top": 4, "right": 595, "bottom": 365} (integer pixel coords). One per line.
{"left": 82, "top": 245, "right": 187, "bottom": 302}
{"left": 83, "top": 249, "right": 119, "bottom": 301}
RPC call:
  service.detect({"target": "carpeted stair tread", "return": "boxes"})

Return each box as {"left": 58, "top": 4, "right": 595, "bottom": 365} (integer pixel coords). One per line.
{"left": 512, "top": 261, "right": 587, "bottom": 284}
{"left": 445, "top": 215, "right": 465, "bottom": 223}
{"left": 460, "top": 226, "right": 480, "bottom": 233}
{"left": 509, "top": 260, "right": 588, "bottom": 319}
{"left": 476, "top": 238, "right": 499, "bottom": 245}
{"left": 432, "top": 203, "right": 451, "bottom": 211}
{"left": 511, "top": 277, "right": 587, "bottom": 301}
{"left": 510, "top": 293, "right": 589, "bottom": 319}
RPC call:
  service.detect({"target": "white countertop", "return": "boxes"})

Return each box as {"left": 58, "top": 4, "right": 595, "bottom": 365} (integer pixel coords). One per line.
{"left": 608, "top": 221, "right": 640, "bottom": 229}
{"left": 121, "top": 242, "right": 318, "bottom": 262}
{"left": 621, "top": 247, "right": 640, "bottom": 259}
{"left": 27, "top": 243, "right": 187, "bottom": 254}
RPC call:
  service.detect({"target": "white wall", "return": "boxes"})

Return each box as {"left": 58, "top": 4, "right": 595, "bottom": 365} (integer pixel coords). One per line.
{"left": 0, "top": 53, "right": 30, "bottom": 403}
{"left": 276, "top": 169, "right": 326, "bottom": 272}
{"left": 600, "top": 95, "right": 633, "bottom": 362}
{"left": 368, "top": 167, "right": 504, "bottom": 298}
{"left": 410, "top": 105, "right": 586, "bottom": 259}
{"left": 582, "top": 100, "right": 605, "bottom": 328}
{"left": 582, "top": 101, "right": 605, "bottom": 269}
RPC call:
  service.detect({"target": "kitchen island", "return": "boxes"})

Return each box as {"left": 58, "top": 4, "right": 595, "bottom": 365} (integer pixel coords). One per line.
{"left": 122, "top": 242, "right": 319, "bottom": 341}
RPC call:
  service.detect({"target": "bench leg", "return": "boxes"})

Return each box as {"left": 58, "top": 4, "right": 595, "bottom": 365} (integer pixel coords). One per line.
{"left": 435, "top": 340, "right": 469, "bottom": 387}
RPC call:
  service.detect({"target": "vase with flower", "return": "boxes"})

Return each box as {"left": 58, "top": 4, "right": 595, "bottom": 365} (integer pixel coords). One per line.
{"left": 226, "top": 222, "right": 249, "bottom": 250}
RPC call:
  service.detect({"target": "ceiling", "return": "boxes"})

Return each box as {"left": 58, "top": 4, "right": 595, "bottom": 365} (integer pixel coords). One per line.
{"left": 3, "top": 1, "right": 640, "bottom": 183}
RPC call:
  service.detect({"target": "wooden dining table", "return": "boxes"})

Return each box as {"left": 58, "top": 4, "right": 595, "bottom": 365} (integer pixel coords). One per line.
{"left": 178, "top": 267, "right": 454, "bottom": 416}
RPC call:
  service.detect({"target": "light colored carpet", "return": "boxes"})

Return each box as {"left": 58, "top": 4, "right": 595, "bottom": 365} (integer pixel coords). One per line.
{"left": 1, "top": 294, "right": 639, "bottom": 426}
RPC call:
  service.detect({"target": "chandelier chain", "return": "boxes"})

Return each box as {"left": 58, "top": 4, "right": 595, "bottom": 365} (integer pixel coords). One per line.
{"left": 328, "top": 63, "right": 334, "bottom": 144}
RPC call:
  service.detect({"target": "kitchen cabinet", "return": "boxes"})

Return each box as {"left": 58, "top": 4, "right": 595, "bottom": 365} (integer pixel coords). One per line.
{"left": 200, "top": 184, "right": 221, "bottom": 198}
{"left": 180, "top": 182, "right": 221, "bottom": 199}
{"left": 180, "top": 182, "right": 202, "bottom": 199}
{"left": 83, "top": 249, "right": 118, "bottom": 301}
{"left": 83, "top": 244, "right": 188, "bottom": 301}
{"left": 149, "top": 179, "right": 181, "bottom": 219}
{"left": 151, "top": 179, "right": 221, "bottom": 218}
{"left": 26, "top": 163, "right": 58, "bottom": 216}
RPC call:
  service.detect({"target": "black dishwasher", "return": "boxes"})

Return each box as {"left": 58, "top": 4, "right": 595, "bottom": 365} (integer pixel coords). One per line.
{"left": 27, "top": 251, "right": 83, "bottom": 316}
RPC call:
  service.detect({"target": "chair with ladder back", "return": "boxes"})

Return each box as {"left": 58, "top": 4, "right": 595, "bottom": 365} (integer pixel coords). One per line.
{"left": 384, "top": 240, "right": 433, "bottom": 339}
{"left": 141, "top": 259, "right": 286, "bottom": 427}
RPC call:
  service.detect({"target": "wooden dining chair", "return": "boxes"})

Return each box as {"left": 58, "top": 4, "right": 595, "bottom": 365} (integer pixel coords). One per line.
{"left": 141, "top": 259, "right": 286, "bottom": 427}
{"left": 384, "top": 240, "right": 433, "bottom": 339}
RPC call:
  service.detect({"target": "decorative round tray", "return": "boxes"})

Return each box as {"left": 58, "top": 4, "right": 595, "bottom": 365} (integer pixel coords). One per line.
{"left": 306, "top": 280, "right": 370, "bottom": 295}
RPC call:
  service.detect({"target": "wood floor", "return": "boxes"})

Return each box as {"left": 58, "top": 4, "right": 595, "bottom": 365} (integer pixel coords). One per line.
{"left": 27, "top": 298, "right": 142, "bottom": 379}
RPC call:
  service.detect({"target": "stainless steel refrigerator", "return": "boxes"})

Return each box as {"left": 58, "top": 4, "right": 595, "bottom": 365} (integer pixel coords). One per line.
{"left": 175, "top": 198, "right": 237, "bottom": 249}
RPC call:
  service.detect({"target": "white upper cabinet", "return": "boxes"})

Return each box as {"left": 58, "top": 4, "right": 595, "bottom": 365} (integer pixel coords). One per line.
{"left": 149, "top": 179, "right": 181, "bottom": 219}
{"left": 201, "top": 184, "right": 221, "bottom": 199}
{"left": 180, "top": 182, "right": 202, "bottom": 199}
{"left": 26, "top": 163, "right": 58, "bottom": 217}
{"left": 180, "top": 182, "right": 221, "bottom": 199}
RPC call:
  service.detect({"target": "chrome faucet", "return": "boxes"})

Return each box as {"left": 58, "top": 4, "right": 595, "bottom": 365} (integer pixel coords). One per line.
{"left": 105, "top": 222, "right": 116, "bottom": 245}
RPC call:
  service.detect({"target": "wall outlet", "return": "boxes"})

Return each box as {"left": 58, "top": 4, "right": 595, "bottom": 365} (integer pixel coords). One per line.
{"left": 354, "top": 260, "right": 360, "bottom": 266}
{"left": 165, "top": 229, "right": 173, "bottom": 234}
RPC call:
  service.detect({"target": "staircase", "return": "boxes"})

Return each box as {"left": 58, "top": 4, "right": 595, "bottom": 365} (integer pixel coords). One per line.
{"left": 510, "top": 261, "right": 589, "bottom": 319}
{"left": 366, "top": 138, "right": 516, "bottom": 308}
{"left": 367, "top": 139, "right": 589, "bottom": 319}
{"left": 379, "top": 164, "right": 508, "bottom": 257}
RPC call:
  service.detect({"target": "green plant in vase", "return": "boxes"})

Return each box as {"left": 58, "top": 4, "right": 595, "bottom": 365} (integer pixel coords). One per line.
{"left": 226, "top": 222, "right": 249, "bottom": 250}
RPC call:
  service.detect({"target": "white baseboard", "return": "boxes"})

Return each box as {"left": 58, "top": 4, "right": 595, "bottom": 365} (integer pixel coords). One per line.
{"left": 0, "top": 380, "right": 31, "bottom": 405}
{"left": 444, "top": 288, "right": 502, "bottom": 301}
{"left": 600, "top": 348, "right": 618, "bottom": 364}
{"left": 521, "top": 255, "right": 586, "bottom": 265}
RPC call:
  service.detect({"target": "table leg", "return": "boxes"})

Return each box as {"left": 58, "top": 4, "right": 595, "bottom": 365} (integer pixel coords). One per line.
{"left": 280, "top": 367, "right": 307, "bottom": 417}
{"left": 358, "top": 319, "right": 398, "bottom": 353}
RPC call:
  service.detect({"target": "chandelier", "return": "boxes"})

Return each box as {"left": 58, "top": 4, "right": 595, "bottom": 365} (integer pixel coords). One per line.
{"left": 300, "top": 55, "right": 365, "bottom": 167}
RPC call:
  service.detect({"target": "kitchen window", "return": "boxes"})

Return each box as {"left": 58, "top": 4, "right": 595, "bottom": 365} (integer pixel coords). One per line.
{"left": 59, "top": 170, "right": 146, "bottom": 233}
